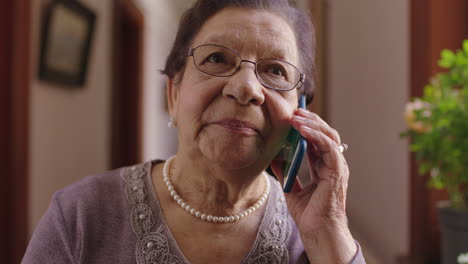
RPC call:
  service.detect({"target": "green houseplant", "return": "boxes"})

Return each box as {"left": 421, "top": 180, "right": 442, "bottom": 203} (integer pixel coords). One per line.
{"left": 402, "top": 39, "right": 468, "bottom": 264}
{"left": 403, "top": 39, "right": 468, "bottom": 210}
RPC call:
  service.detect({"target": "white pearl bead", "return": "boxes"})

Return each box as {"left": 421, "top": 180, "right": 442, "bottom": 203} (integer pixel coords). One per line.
{"left": 162, "top": 156, "right": 271, "bottom": 224}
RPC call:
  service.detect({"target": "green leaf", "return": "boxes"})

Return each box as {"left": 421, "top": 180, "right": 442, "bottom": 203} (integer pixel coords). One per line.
{"left": 439, "top": 49, "right": 455, "bottom": 68}
{"left": 418, "top": 163, "right": 431, "bottom": 174}
{"left": 455, "top": 52, "right": 468, "bottom": 67}
{"left": 428, "top": 176, "right": 445, "bottom": 189}
{"left": 463, "top": 39, "right": 468, "bottom": 54}
{"left": 410, "top": 144, "right": 420, "bottom": 152}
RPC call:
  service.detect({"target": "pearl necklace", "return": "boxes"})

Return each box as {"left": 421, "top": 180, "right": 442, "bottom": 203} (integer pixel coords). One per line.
{"left": 162, "top": 156, "right": 271, "bottom": 223}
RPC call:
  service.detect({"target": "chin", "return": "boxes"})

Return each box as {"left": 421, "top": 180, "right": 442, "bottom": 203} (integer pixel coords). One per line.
{"left": 214, "top": 152, "right": 261, "bottom": 170}
{"left": 199, "top": 138, "right": 265, "bottom": 170}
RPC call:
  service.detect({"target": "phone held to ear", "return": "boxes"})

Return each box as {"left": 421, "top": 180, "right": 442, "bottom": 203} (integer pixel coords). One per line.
{"left": 282, "top": 95, "right": 307, "bottom": 193}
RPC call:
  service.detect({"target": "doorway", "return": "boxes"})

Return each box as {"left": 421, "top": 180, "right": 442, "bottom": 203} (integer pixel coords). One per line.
{"left": 111, "top": 0, "right": 144, "bottom": 168}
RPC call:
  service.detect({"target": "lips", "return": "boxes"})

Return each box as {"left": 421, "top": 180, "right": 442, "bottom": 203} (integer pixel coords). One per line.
{"left": 212, "top": 118, "right": 259, "bottom": 135}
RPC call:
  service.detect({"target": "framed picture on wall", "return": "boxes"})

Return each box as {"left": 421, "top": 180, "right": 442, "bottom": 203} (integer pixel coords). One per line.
{"left": 38, "top": 0, "right": 96, "bottom": 86}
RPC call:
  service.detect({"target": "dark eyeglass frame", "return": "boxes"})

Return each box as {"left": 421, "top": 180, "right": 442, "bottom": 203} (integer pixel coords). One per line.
{"left": 187, "top": 44, "right": 306, "bottom": 91}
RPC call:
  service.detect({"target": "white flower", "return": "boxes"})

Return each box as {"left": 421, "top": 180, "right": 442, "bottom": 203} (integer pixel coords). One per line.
{"left": 458, "top": 252, "right": 468, "bottom": 264}
{"left": 430, "top": 168, "right": 439, "bottom": 178}
{"left": 404, "top": 99, "right": 432, "bottom": 133}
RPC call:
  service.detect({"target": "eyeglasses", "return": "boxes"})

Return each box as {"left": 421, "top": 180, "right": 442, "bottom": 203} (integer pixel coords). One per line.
{"left": 187, "top": 44, "right": 305, "bottom": 91}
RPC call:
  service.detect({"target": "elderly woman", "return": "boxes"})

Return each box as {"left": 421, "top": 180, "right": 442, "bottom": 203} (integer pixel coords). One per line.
{"left": 23, "top": 0, "right": 366, "bottom": 263}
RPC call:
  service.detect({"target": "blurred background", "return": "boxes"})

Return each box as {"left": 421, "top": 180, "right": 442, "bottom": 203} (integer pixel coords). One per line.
{"left": 1, "top": 0, "right": 467, "bottom": 263}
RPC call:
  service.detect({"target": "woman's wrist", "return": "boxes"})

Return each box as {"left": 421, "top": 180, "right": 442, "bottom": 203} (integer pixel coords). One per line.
{"left": 300, "top": 220, "right": 357, "bottom": 264}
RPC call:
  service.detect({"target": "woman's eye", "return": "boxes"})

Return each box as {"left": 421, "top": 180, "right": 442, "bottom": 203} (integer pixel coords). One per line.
{"left": 267, "top": 66, "right": 287, "bottom": 78}
{"left": 206, "top": 53, "right": 226, "bottom": 63}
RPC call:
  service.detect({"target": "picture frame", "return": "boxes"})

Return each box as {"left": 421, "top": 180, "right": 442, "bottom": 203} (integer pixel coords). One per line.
{"left": 38, "top": 0, "right": 96, "bottom": 86}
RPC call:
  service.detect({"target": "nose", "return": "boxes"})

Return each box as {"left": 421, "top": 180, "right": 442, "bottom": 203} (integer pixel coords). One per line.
{"left": 222, "top": 61, "right": 265, "bottom": 106}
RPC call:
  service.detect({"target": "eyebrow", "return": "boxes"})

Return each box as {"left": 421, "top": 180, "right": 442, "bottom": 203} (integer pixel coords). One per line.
{"left": 201, "top": 35, "right": 235, "bottom": 47}
{"left": 199, "top": 35, "right": 293, "bottom": 61}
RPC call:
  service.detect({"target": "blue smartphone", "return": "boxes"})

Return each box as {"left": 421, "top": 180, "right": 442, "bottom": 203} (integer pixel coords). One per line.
{"left": 282, "top": 95, "right": 307, "bottom": 193}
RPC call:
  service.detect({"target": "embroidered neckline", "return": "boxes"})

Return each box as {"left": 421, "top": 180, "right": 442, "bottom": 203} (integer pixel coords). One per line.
{"left": 121, "top": 160, "right": 291, "bottom": 264}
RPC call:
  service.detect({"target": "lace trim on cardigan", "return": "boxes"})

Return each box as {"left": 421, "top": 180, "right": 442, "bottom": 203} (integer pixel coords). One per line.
{"left": 122, "top": 163, "right": 183, "bottom": 264}
{"left": 245, "top": 180, "right": 291, "bottom": 264}
{"left": 122, "top": 162, "right": 292, "bottom": 264}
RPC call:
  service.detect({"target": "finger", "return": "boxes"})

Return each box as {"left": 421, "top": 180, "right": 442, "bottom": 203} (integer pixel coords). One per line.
{"left": 296, "top": 108, "right": 331, "bottom": 129}
{"left": 306, "top": 148, "right": 321, "bottom": 185}
{"left": 295, "top": 125, "right": 344, "bottom": 172}
{"left": 270, "top": 159, "right": 303, "bottom": 192}
{"left": 292, "top": 109, "right": 341, "bottom": 145}
{"left": 306, "top": 139, "right": 321, "bottom": 160}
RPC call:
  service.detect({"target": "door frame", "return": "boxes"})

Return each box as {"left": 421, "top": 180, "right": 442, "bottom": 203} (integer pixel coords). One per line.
{"left": 0, "top": 0, "right": 30, "bottom": 262}
{"left": 111, "top": 0, "right": 144, "bottom": 168}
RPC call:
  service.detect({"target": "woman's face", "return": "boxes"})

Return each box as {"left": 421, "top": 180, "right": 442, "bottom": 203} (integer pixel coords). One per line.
{"left": 168, "top": 7, "right": 300, "bottom": 170}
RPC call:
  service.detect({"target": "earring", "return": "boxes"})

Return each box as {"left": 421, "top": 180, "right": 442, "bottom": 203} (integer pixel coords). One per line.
{"left": 168, "top": 116, "right": 175, "bottom": 127}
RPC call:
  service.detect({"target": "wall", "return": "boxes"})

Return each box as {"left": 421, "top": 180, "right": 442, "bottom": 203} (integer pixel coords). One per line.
{"left": 28, "top": 0, "right": 113, "bottom": 235}
{"left": 326, "top": 0, "right": 409, "bottom": 262}
{"left": 135, "top": 0, "right": 195, "bottom": 161}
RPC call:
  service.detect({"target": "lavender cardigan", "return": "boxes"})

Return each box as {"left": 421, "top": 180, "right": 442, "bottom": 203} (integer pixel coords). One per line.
{"left": 23, "top": 160, "right": 366, "bottom": 264}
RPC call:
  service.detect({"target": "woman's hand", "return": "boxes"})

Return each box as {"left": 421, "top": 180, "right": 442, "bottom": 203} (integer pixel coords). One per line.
{"left": 271, "top": 108, "right": 357, "bottom": 264}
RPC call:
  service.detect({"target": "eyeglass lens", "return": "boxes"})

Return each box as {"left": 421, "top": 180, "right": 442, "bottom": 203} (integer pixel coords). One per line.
{"left": 192, "top": 44, "right": 301, "bottom": 91}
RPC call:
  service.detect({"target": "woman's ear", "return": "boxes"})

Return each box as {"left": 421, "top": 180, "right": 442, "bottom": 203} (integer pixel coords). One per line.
{"left": 166, "top": 76, "right": 180, "bottom": 119}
